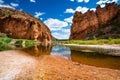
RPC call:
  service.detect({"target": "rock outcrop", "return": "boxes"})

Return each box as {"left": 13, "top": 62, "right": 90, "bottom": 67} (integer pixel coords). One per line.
{"left": 70, "top": 3, "right": 120, "bottom": 40}
{"left": 0, "top": 7, "right": 52, "bottom": 43}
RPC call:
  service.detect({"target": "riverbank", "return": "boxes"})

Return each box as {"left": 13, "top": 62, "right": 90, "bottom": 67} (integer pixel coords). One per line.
{"left": 0, "top": 50, "right": 120, "bottom": 80}
{"left": 64, "top": 44, "right": 120, "bottom": 56}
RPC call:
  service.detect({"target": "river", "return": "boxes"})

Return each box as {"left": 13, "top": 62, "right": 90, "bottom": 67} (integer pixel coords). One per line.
{"left": 22, "top": 45, "right": 120, "bottom": 70}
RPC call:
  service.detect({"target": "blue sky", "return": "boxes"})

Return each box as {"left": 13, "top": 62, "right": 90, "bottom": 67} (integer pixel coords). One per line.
{"left": 0, "top": 0, "right": 120, "bottom": 39}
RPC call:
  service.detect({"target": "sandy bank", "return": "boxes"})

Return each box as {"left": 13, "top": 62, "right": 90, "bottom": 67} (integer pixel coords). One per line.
{"left": 0, "top": 50, "right": 120, "bottom": 80}
{"left": 64, "top": 44, "right": 120, "bottom": 50}
{"left": 64, "top": 44, "right": 120, "bottom": 56}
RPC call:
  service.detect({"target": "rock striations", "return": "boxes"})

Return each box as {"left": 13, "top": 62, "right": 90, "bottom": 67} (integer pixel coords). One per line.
{"left": 70, "top": 3, "right": 120, "bottom": 40}
{"left": 0, "top": 7, "right": 52, "bottom": 43}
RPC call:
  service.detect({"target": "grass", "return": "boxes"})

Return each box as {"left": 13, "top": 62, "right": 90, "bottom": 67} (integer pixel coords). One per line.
{"left": 0, "top": 37, "right": 12, "bottom": 43}
{"left": 61, "top": 39, "right": 120, "bottom": 45}
{"left": 14, "top": 39, "right": 36, "bottom": 47}
{"left": 0, "top": 41, "right": 12, "bottom": 51}
{"left": 0, "top": 37, "right": 36, "bottom": 51}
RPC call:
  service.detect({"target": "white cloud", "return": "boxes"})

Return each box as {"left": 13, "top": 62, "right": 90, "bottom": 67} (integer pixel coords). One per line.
{"left": 0, "top": 4, "right": 14, "bottom": 9}
{"left": 52, "top": 32, "right": 70, "bottom": 39}
{"left": 10, "top": 3, "right": 19, "bottom": 7}
{"left": 77, "top": 0, "right": 90, "bottom": 3}
{"left": 64, "top": 16, "right": 73, "bottom": 23}
{"left": 0, "top": 0, "right": 4, "bottom": 4}
{"left": 44, "top": 18, "right": 68, "bottom": 31}
{"left": 84, "top": 0, "right": 90, "bottom": 3}
{"left": 70, "top": 0, "right": 74, "bottom": 2}
{"left": 70, "top": 0, "right": 90, "bottom": 3}
{"left": 40, "top": 18, "right": 43, "bottom": 20}
{"left": 90, "top": 8, "right": 96, "bottom": 12}
{"left": 100, "top": 4, "right": 105, "bottom": 8}
{"left": 34, "top": 12, "right": 45, "bottom": 18}
{"left": 44, "top": 18, "right": 70, "bottom": 39}
{"left": 64, "top": 8, "right": 75, "bottom": 13}
{"left": 65, "top": 6, "right": 89, "bottom": 14}
{"left": 30, "top": 0, "right": 36, "bottom": 3}
{"left": 112, "top": 0, "right": 120, "bottom": 3}
{"left": 61, "top": 29, "right": 70, "bottom": 33}
{"left": 0, "top": 0, "right": 15, "bottom": 9}
{"left": 96, "top": 0, "right": 119, "bottom": 7}
{"left": 77, "top": 0, "right": 84, "bottom": 2}
{"left": 96, "top": 0, "right": 108, "bottom": 5}
{"left": 76, "top": 6, "right": 89, "bottom": 13}
{"left": 44, "top": 18, "right": 71, "bottom": 39}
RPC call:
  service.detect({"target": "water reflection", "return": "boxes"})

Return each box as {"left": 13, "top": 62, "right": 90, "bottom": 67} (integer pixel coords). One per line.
{"left": 51, "top": 45, "right": 71, "bottom": 60}
{"left": 22, "top": 45, "right": 120, "bottom": 70}
{"left": 70, "top": 50, "right": 120, "bottom": 70}
{"left": 22, "top": 45, "right": 52, "bottom": 56}
{"left": 51, "top": 45, "right": 120, "bottom": 70}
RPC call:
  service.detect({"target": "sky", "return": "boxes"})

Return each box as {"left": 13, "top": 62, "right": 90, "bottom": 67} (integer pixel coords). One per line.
{"left": 0, "top": 0, "right": 120, "bottom": 39}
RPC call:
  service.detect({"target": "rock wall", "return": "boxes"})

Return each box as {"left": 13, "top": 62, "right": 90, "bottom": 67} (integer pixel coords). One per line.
{"left": 70, "top": 3, "right": 120, "bottom": 40}
{"left": 0, "top": 7, "right": 52, "bottom": 43}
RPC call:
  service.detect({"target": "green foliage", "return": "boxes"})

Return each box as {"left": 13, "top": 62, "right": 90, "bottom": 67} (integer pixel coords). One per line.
{"left": 0, "top": 41, "right": 12, "bottom": 51}
{"left": 0, "top": 37, "right": 12, "bottom": 43}
{"left": 0, "top": 37, "right": 36, "bottom": 51}
{"left": 15, "top": 39, "right": 23, "bottom": 45}
{"left": 25, "top": 40, "right": 36, "bottom": 47}
{"left": 14, "top": 39, "right": 36, "bottom": 48}
{"left": 5, "top": 11, "right": 13, "bottom": 16}
{"left": 93, "top": 35, "right": 97, "bottom": 40}
{"left": 62, "top": 39, "right": 120, "bottom": 45}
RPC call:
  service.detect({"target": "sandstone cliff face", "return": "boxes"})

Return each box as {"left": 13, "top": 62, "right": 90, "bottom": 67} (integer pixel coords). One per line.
{"left": 0, "top": 7, "right": 52, "bottom": 43}
{"left": 70, "top": 3, "right": 120, "bottom": 40}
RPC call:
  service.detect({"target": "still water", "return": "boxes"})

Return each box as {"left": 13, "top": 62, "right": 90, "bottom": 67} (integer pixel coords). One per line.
{"left": 22, "top": 45, "right": 120, "bottom": 70}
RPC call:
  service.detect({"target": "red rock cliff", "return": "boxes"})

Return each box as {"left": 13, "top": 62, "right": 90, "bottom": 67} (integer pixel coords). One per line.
{"left": 70, "top": 3, "right": 120, "bottom": 40}
{"left": 0, "top": 7, "right": 52, "bottom": 43}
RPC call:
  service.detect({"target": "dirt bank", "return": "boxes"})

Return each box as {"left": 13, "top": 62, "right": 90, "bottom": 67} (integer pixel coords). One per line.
{"left": 0, "top": 50, "right": 120, "bottom": 80}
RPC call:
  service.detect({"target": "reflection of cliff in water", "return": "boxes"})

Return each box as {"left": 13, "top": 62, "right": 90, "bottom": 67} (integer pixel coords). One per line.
{"left": 22, "top": 45, "right": 52, "bottom": 57}
{"left": 71, "top": 50, "right": 120, "bottom": 70}
{"left": 22, "top": 45, "right": 120, "bottom": 70}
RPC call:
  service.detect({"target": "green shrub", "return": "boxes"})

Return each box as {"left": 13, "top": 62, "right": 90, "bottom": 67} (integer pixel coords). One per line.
{"left": 5, "top": 11, "right": 13, "bottom": 16}
{"left": 0, "top": 37, "right": 36, "bottom": 51}
{"left": 25, "top": 40, "right": 36, "bottom": 47}
{"left": 15, "top": 39, "right": 23, "bottom": 45}
{"left": 0, "top": 37, "right": 12, "bottom": 43}
{"left": 0, "top": 41, "right": 12, "bottom": 51}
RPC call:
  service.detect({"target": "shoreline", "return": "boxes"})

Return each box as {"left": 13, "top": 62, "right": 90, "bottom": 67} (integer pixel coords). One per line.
{"left": 0, "top": 50, "right": 120, "bottom": 80}
{"left": 63, "top": 44, "right": 120, "bottom": 56}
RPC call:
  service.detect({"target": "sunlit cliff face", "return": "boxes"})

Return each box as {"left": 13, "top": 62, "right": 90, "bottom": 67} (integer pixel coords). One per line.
{"left": 70, "top": 3, "right": 120, "bottom": 40}
{"left": 0, "top": 7, "right": 53, "bottom": 43}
